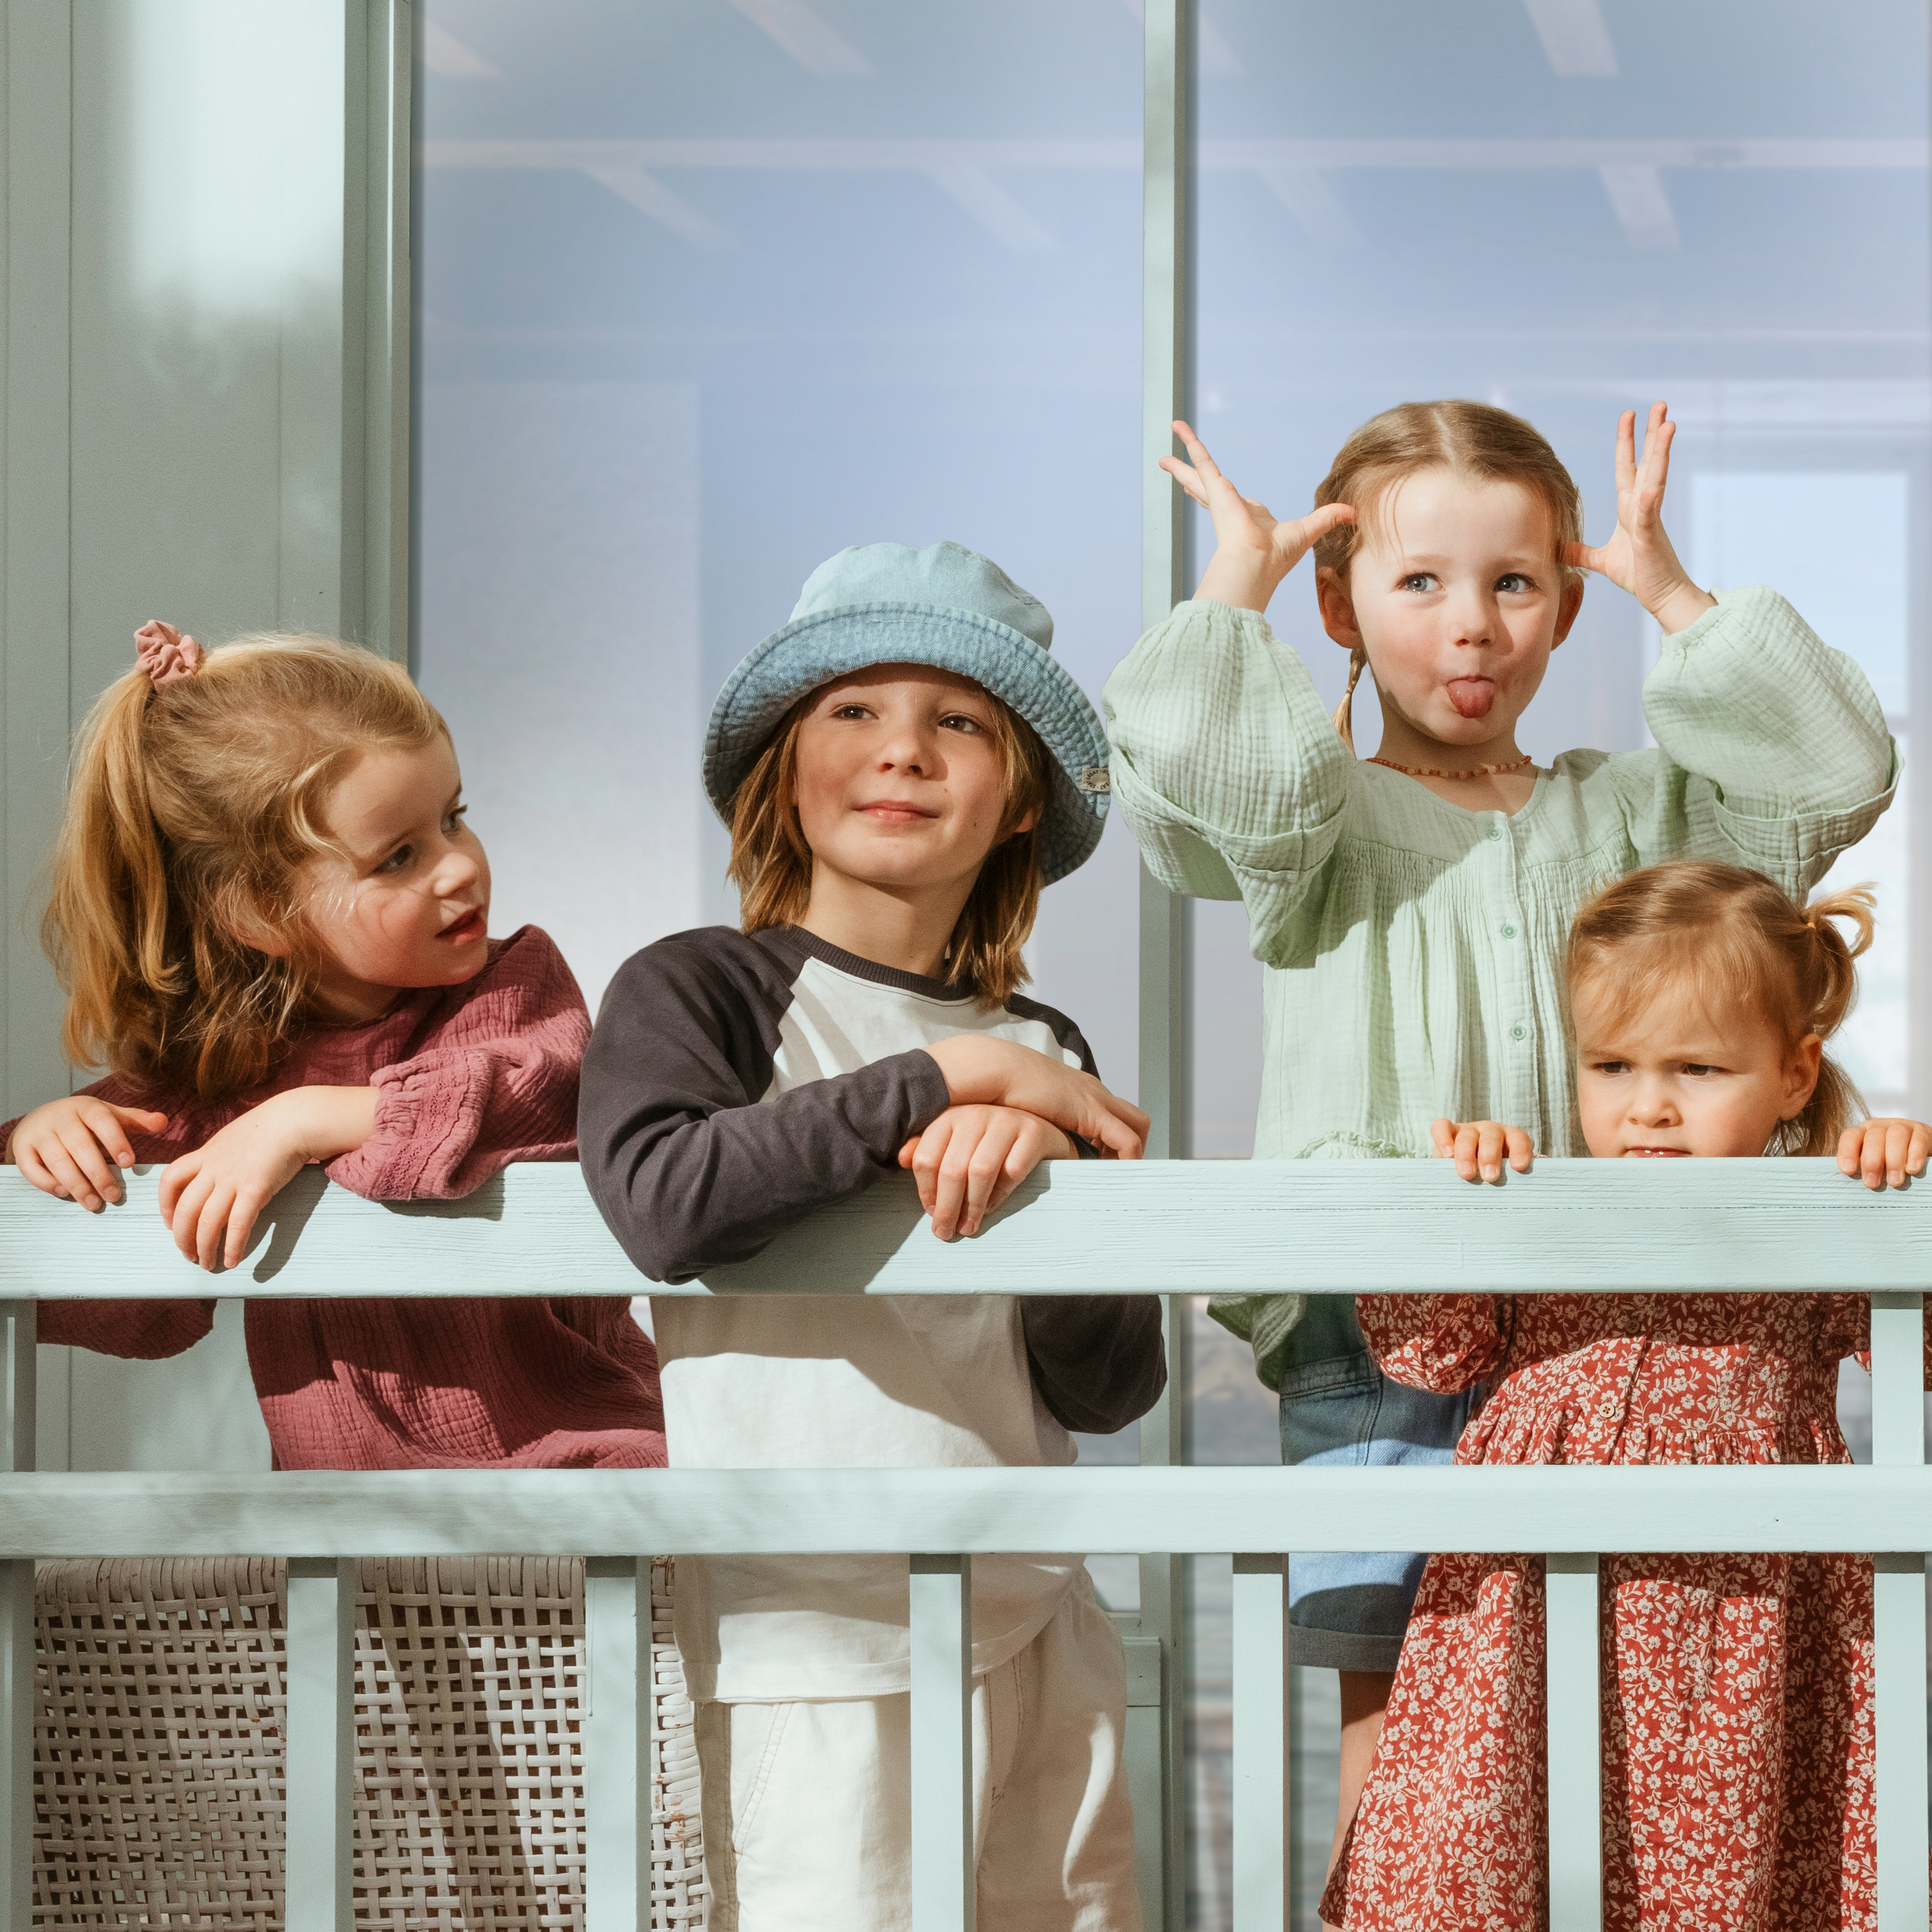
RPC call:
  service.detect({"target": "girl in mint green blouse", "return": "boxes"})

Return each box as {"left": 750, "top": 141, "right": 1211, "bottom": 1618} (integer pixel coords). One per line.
{"left": 1101, "top": 399, "right": 1896, "bottom": 1878}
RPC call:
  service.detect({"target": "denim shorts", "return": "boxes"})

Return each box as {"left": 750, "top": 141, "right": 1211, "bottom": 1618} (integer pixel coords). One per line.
{"left": 1279, "top": 1295, "right": 1473, "bottom": 1673}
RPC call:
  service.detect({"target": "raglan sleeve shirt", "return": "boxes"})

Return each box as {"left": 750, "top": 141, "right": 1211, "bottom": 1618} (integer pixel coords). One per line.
{"left": 577, "top": 931, "right": 955, "bottom": 1284}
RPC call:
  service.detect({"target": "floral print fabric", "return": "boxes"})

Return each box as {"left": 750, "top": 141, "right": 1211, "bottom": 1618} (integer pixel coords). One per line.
{"left": 1321, "top": 1291, "right": 1896, "bottom": 1931}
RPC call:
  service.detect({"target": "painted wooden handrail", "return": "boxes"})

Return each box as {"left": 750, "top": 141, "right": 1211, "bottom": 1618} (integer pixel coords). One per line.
{"left": 3, "top": 1161, "right": 1928, "bottom": 1932}
{"left": 3, "top": 1156, "right": 1929, "bottom": 1298}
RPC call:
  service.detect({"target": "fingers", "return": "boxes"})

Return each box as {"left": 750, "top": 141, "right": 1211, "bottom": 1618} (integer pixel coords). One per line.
{"left": 26, "top": 1135, "right": 107, "bottom": 1210}
{"left": 1439, "top": 1121, "right": 1531, "bottom": 1184}
{"left": 921, "top": 1110, "right": 1022, "bottom": 1242}
{"left": 1560, "top": 540, "right": 1608, "bottom": 576}
{"left": 1170, "top": 419, "right": 1224, "bottom": 483}
{"left": 1157, "top": 455, "right": 1211, "bottom": 508}
{"left": 1844, "top": 1119, "right": 1932, "bottom": 1191}
{"left": 1613, "top": 409, "right": 1637, "bottom": 493}
{"left": 222, "top": 1187, "right": 273, "bottom": 1271}
{"left": 167, "top": 1167, "right": 219, "bottom": 1264}
{"left": 41, "top": 1120, "right": 128, "bottom": 1211}
{"left": 1288, "top": 503, "right": 1356, "bottom": 549}
{"left": 1084, "top": 1096, "right": 1148, "bottom": 1160}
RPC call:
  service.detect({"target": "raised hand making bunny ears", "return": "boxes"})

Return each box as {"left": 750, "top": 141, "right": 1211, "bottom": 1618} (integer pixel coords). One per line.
{"left": 1103, "top": 396, "right": 1898, "bottom": 1916}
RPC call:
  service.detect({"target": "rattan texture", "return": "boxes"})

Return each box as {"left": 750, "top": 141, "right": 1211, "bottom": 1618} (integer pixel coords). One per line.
{"left": 32, "top": 1555, "right": 706, "bottom": 1929}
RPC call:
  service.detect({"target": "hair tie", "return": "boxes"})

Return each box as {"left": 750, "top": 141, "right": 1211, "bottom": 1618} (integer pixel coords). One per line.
{"left": 135, "top": 619, "right": 203, "bottom": 691}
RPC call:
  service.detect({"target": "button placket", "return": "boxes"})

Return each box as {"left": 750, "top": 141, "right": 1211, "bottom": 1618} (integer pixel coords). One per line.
{"left": 1489, "top": 817, "right": 1536, "bottom": 1123}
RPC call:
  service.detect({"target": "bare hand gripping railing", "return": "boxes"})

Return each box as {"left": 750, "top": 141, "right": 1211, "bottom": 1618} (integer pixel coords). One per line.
{"left": 2, "top": 1160, "right": 1929, "bottom": 1932}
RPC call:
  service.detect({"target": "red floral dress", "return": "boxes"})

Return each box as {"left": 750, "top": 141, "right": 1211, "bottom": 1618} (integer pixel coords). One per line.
{"left": 1320, "top": 1290, "right": 1908, "bottom": 1932}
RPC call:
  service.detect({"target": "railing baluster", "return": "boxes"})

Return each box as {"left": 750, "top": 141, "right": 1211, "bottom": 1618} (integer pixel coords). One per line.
{"left": 285, "top": 1557, "right": 356, "bottom": 1932}
{"left": 1, "top": 1301, "right": 34, "bottom": 1930}
{"left": 1231, "top": 1553, "right": 1288, "bottom": 1930}
{"left": 1545, "top": 1552, "right": 1602, "bottom": 1931}
{"left": 910, "top": 1553, "right": 974, "bottom": 1932}
{"left": 1869, "top": 1290, "right": 1929, "bottom": 1931}
{"left": 585, "top": 1556, "right": 647, "bottom": 1931}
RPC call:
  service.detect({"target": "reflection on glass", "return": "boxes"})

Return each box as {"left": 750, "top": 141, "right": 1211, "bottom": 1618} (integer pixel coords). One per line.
{"left": 417, "top": 2, "right": 1144, "bottom": 1077}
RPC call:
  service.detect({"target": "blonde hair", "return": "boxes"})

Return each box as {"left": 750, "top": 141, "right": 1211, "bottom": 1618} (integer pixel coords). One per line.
{"left": 1566, "top": 861, "right": 1875, "bottom": 1156}
{"left": 1312, "top": 400, "right": 1586, "bottom": 749}
{"left": 726, "top": 680, "right": 1050, "bottom": 1009}
{"left": 44, "top": 634, "right": 447, "bottom": 1100}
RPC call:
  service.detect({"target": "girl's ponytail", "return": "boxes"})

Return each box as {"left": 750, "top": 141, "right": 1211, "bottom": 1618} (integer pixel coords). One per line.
{"left": 1331, "top": 645, "right": 1367, "bottom": 752}
{"left": 1781, "top": 883, "right": 1876, "bottom": 1156}
{"left": 42, "top": 670, "right": 182, "bottom": 1078}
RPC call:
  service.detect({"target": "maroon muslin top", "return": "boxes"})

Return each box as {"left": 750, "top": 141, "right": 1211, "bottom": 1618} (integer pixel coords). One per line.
{"left": 5, "top": 925, "right": 664, "bottom": 1470}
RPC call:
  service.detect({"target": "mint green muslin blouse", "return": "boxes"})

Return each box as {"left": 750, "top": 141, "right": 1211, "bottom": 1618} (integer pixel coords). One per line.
{"left": 1102, "top": 586, "right": 1899, "bottom": 1387}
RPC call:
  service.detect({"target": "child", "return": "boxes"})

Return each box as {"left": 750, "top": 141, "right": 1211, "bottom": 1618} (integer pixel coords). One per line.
{"left": 1328, "top": 859, "right": 1929, "bottom": 1931}
{"left": 579, "top": 540, "right": 1164, "bottom": 1932}
{"left": 1101, "top": 401, "right": 1897, "bottom": 1887}
{"left": 3, "top": 622, "right": 663, "bottom": 1470}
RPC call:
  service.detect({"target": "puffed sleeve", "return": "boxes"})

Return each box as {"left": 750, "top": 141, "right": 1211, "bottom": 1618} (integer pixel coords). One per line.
{"left": 1103, "top": 598, "right": 1353, "bottom": 967}
{"left": 1635, "top": 585, "right": 1898, "bottom": 895}
{"left": 1357, "top": 1293, "right": 1509, "bottom": 1393}
{"left": 324, "top": 925, "right": 590, "bottom": 1201}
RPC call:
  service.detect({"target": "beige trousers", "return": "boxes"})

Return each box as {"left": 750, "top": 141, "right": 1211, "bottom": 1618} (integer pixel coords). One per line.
{"left": 696, "top": 1574, "right": 1142, "bottom": 1932}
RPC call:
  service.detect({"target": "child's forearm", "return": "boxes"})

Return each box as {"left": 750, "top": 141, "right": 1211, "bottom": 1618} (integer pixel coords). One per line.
{"left": 255, "top": 1085, "right": 378, "bottom": 1161}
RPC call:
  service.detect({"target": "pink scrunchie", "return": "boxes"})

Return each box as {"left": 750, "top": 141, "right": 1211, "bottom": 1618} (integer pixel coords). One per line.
{"left": 134, "top": 619, "right": 203, "bottom": 690}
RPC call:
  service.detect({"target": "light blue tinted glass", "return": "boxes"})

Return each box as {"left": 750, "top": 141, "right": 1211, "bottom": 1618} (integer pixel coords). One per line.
{"left": 417, "top": 2, "right": 1143, "bottom": 1085}
{"left": 1191, "top": 0, "right": 1931, "bottom": 1147}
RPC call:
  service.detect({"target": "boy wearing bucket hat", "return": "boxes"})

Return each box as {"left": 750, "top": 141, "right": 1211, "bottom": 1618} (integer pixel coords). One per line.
{"left": 581, "top": 541, "right": 1162, "bottom": 1931}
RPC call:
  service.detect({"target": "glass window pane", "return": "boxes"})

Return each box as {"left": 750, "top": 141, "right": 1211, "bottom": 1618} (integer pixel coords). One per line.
{"left": 417, "top": 2, "right": 1144, "bottom": 1093}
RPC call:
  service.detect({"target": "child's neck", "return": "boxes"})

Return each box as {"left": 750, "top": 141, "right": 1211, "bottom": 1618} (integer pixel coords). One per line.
{"left": 796, "top": 872, "right": 971, "bottom": 982}
{"left": 1370, "top": 711, "right": 1538, "bottom": 817}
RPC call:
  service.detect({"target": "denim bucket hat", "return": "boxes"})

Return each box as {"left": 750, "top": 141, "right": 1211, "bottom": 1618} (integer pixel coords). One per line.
{"left": 704, "top": 541, "right": 1110, "bottom": 883}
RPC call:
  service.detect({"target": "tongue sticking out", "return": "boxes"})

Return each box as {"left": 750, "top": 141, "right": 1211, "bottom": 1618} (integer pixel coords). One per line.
{"left": 1447, "top": 678, "right": 1495, "bottom": 720}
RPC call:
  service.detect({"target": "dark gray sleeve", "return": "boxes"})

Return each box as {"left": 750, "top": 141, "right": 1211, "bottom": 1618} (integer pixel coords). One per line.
{"left": 1003, "top": 992, "right": 1169, "bottom": 1433}
{"left": 579, "top": 934, "right": 953, "bottom": 1283}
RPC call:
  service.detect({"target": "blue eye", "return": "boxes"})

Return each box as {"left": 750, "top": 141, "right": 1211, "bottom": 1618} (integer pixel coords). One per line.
{"left": 443, "top": 804, "right": 469, "bottom": 836}
{"left": 1497, "top": 573, "right": 1531, "bottom": 594}
{"left": 1400, "top": 573, "right": 1437, "bottom": 594}
{"left": 376, "top": 845, "right": 412, "bottom": 875}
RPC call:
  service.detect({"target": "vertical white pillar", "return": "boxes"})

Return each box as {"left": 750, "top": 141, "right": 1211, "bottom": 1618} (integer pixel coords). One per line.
{"left": 1869, "top": 1292, "right": 1928, "bottom": 1932}
{"left": 0, "top": 1300, "right": 35, "bottom": 1931}
{"left": 910, "top": 1554, "right": 973, "bottom": 1932}
{"left": 1231, "top": 1554, "right": 1288, "bottom": 1930}
{"left": 1139, "top": 10, "right": 1193, "bottom": 1926}
{"left": 584, "top": 1556, "right": 647, "bottom": 1932}
{"left": 285, "top": 1556, "right": 356, "bottom": 1932}
{"left": 1545, "top": 1552, "right": 1602, "bottom": 1932}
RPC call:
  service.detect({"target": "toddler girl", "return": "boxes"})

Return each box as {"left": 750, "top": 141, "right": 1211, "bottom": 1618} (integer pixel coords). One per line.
{"left": 1102, "top": 401, "right": 1896, "bottom": 1880}
{"left": 3, "top": 622, "right": 663, "bottom": 1470}
{"left": 1328, "top": 860, "right": 1928, "bottom": 1930}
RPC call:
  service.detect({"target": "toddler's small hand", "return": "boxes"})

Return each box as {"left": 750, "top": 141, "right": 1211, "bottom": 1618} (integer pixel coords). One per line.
{"left": 1837, "top": 1117, "right": 1932, "bottom": 1192}
{"left": 6, "top": 1098, "right": 170, "bottom": 1211}
{"left": 898, "top": 1105, "right": 1077, "bottom": 1241}
{"left": 1431, "top": 1118, "right": 1534, "bottom": 1185}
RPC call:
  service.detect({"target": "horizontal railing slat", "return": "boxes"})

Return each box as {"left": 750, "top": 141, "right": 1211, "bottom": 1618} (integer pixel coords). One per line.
{"left": 3, "top": 1160, "right": 1930, "bottom": 1298}
{"left": 0, "top": 1464, "right": 1925, "bottom": 1556}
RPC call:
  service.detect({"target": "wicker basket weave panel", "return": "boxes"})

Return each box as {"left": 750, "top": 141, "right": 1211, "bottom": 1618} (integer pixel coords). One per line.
{"left": 32, "top": 1555, "right": 706, "bottom": 1930}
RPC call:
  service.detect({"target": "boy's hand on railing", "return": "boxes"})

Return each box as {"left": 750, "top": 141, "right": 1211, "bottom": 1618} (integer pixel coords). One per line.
{"left": 158, "top": 1086, "right": 378, "bottom": 1270}
{"left": 1160, "top": 419, "right": 1354, "bottom": 614}
{"left": 1837, "top": 1117, "right": 1932, "bottom": 1192}
{"left": 898, "top": 1105, "right": 1079, "bottom": 1241}
{"left": 1560, "top": 402, "right": 1715, "bottom": 637}
{"left": 1431, "top": 1118, "right": 1535, "bottom": 1185}
{"left": 922, "top": 1036, "right": 1148, "bottom": 1160}
{"left": 5, "top": 1097, "right": 170, "bottom": 1211}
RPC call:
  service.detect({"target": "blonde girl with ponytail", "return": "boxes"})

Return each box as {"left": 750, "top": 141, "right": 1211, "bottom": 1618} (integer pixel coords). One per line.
{"left": 1103, "top": 398, "right": 1897, "bottom": 1898}
{"left": 2, "top": 622, "right": 664, "bottom": 1472}
{"left": 1330, "top": 862, "right": 1925, "bottom": 1930}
